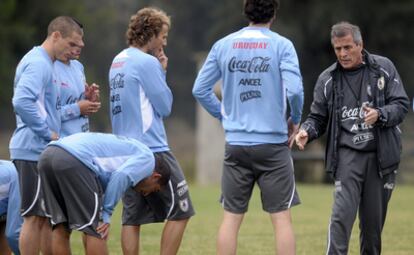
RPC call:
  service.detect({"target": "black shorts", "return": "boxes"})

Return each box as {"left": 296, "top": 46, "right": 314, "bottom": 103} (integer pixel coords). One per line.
{"left": 221, "top": 143, "right": 300, "bottom": 214}
{"left": 39, "top": 146, "right": 104, "bottom": 238}
{"left": 13, "top": 160, "right": 46, "bottom": 217}
{"left": 122, "top": 151, "right": 195, "bottom": 225}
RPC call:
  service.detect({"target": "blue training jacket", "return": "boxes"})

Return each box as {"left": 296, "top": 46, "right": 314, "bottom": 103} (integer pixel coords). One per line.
{"left": 48, "top": 132, "right": 155, "bottom": 224}
{"left": 0, "top": 160, "right": 22, "bottom": 255}
{"left": 109, "top": 47, "right": 172, "bottom": 152}
{"left": 193, "top": 26, "right": 304, "bottom": 145}
{"left": 10, "top": 46, "right": 61, "bottom": 161}
{"left": 55, "top": 60, "right": 89, "bottom": 137}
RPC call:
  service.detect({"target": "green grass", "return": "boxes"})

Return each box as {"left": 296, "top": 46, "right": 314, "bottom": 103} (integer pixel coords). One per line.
{"left": 69, "top": 184, "right": 414, "bottom": 254}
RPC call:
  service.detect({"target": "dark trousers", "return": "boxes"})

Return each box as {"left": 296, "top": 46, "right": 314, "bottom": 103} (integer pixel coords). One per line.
{"left": 326, "top": 147, "right": 395, "bottom": 255}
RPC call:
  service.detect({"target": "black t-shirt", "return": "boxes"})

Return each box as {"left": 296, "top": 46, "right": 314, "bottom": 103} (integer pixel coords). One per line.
{"left": 339, "top": 64, "right": 376, "bottom": 151}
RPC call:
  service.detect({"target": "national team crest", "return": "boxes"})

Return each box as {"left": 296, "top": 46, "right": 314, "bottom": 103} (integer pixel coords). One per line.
{"left": 377, "top": 76, "right": 385, "bottom": 90}
{"left": 179, "top": 198, "right": 189, "bottom": 212}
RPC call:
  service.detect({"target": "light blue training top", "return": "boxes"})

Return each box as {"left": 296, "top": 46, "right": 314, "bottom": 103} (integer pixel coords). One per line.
{"left": 193, "top": 26, "right": 304, "bottom": 145}
{"left": 10, "top": 46, "right": 61, "bottom": 161}
{"left": 48, "top": 132, "right": 154, "bottom": 223}
{"left": 109, "top": 47, "right": 172, "bottom": 152}
{"left": 55, "top": 59, "right": 89, "bottom": 137}
{"left": 0, "top": 160, "right": 22, "bottom": 255}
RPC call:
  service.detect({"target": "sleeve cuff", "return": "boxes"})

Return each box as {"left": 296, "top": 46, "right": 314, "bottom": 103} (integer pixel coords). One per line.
{"left": 74, "top": 103, "right": 81, "bottom": 116}
{"left": 300, "top": 123, "right": 316, "bottom": 140}
{"left": 102, "top": 211, "right": 111, "bottom": 224}
{"left": 42, "top": 129, "right": 53, "bottom": 142}
{"left": 291, "top": 116, "right": 301, "bottom": 125}
{"left": 375, "top": 107, "right": 387, "bottom": 126}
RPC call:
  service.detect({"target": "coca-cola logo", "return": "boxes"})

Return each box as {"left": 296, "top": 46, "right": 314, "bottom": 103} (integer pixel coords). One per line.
{"left": 228, "top": 56, "right": 270, "bottom": 73}
{"left": 65, "top": 93, "right": 84, "bottom": 105}
{"left": 341, "top": 106, "right": 365, "bottom": 121}
{"left": 110, "top": 73, "right": 125, "bottom": 90}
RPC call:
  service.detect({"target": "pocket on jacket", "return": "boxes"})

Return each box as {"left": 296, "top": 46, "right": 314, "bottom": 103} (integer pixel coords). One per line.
{"left": 377, "top": 126, "right": 401, "bottom": 170}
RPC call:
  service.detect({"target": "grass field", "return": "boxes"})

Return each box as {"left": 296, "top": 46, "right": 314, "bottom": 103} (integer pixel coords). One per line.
{"left": 69, "top": 184, "right": 414, "bottom": 254}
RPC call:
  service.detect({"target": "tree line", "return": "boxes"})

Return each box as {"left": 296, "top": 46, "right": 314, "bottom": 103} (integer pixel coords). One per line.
{"left": 1, "top": 0, "right": 413, "bottom": 131}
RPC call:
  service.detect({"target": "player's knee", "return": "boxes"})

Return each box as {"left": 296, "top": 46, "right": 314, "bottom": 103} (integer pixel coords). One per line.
{"left": 167, "top": 217, "right": 190, "bottom": 227}
{"left": 24, "top": 215, "right": 45, "bottom": 227}
{"left": 121, "top": 241, "right": 138, "bottom": 254}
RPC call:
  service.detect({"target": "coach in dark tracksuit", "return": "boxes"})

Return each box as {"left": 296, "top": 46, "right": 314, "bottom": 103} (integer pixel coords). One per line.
{"left": 295, "top": 21, "right": 409, "bottom": 254}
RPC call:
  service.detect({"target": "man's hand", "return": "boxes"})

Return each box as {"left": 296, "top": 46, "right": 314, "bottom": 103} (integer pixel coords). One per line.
{"left": 295, "top": 129, "right": 309, "bottom": 151}
{"left": 78, "top": 100, "right": 101, "bottom": 115}
{"left": 85, "top": 83, "right": 100, "bottom": 102}
{"left": 51, "top": 131, "right": 59, "bottom": 141}
{"left": 97, "top": 222, "right": 110, "bottom": 241}
{"left": 287, "top": 117, "right": 299, "bottom": 149}
{"left": 155, "top": 48, "right": 168, "bottom": 70}
{"left": 362, "top": 105, "right": 379, "bottom": 126}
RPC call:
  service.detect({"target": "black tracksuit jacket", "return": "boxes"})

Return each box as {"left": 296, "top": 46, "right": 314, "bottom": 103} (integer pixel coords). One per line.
{"left": 301, "top": 50, "right": 409, "bottom": 177}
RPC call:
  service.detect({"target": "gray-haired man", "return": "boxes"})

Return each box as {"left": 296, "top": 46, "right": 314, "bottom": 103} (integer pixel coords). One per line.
{"left": 296, "top": 21, "right": 409, "bottom": 254}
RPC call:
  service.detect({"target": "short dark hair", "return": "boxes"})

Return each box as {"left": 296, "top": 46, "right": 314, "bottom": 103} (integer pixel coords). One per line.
{"left": 47, "top": 16, "right": 83, "bottom": 38}
{"left": 154, "top": 154, "right": 171, "bottom": 186}
{"left": 126, "top": 7, "right": 170, "bottom": 47}
{"left": 243, "top": 0, "right": 279, "bottom": 24}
